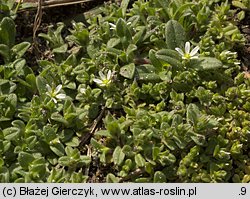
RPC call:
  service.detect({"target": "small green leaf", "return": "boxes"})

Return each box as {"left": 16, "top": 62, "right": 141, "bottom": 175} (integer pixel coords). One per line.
{"left": 153, "top": 147, "right": 160, "bottom": 161}
{"left": 29, "top": 158, "right": 46, "bottom": 178}
{"left": 126, "top": 44, "right": 137, "bottom": 62}
{"left": 50, "top": 143, "right": 65, "bottom": 157}
{"left": 0, "top": 167, "right": 10, "bottom": 182}
{"left": 116, "top": 18, "right": 132, "bottom": 41}
{"left": 242, "top": 175, "right": 250, "bottom": 183}
{"left": 232, "top": 0, "right": 247, "bottom": 9}
{"left": 230, "top": 141, "right": 242, "bottom": 155}
{"left": 51, "top": 112, "right": 69, "bottom": 126}
{"left": 165, "top": 20, "right": 186, "bottom": 50}
{"left": 154, "top": 171, "right": 167, "bottom": 183}
{"left": 149, "top": 49, "right": 163, "bottom": 71}
{"left": 122, "top": 145, "right": 134, "bottom": 157}
{"left": 237, "top": 10, "right": 245, "bottom": 21}
{"left": 173, "top": 3, "right": 195, "bottom": 20}
{"left": 65, "top": 146, "right": 78, "bottom": 158}
{"left": 95, "top": 130, "right": 112, "bottom": 137}
{"left": 186, "top": 103, "right": 200, "bottom": 125}
{"left": 25, "top": 136, "right": 37, "bottom": 148}
{"left": 18, "top": 152, "right": 35, "bottom": 170}
{"left": 107, "top": 38, "right": 120, "bottom": 48}
{"left": 135, "top": 154, "right": 146, "bottom": 167}
{"left": 177, "top": 165, "right": 188, "bottom": 177}
{"left": 67, "top": 27, "right": 89, "bottom": 46}
{"left": 11, "top": 42, "right": 30, "bottom": 59}
{"left": 156, "top": 54, "right": 182, "bottom": 68}
{"left": 190, "top": 57, "right": 223, "bottom": 70}
{"left": 0, "top": 44, "right": 10, "bottom": 62}
{"left": 190, "top": 134, "right": 206, "bottom": 146}
{"left": 30, "top": 163, "right": 46, "bottom": 178}
{"left": 0, "top": 17, "right": 16, "bottom": 47}
{"left": 113, "top": 146, "right": 125, "bottom": 166}
{"left": 90, "top": 138, "right": 105, "bottom": 150}
{"left": 58, "top": 156, "right": 71, "bottom": 166}
{"left": 52, "top": 43, "right": 68, "bottom": 54}
{"left": 135, "top": 178, "right": 151, "bottom": 182}
{"left": 20, "top": 2, "right": 37, "bottom": 9}
{"left": 13, "top": 58, "right": 26, "bottom": 73}
{"left": 156, "top": 49, "right": 182, "bottom": 60}
{"left": 0, "top": 158, "right": 4, "bottom": 167}
{"left": 80, "top": 156, "right": 91, "bottom": 165}
{"left": 213, "top": 145, "right": 220, "bottom": 157}
{"left": 145, "top": 162, "right": 153, "bottom": 174}
{"left": 36, "top": 76, "right": 47, "bottom": 95}
{"left": 43, "top": 125, "right": 57, "bottom": 143}
{"left": 106, "top": 173, "right": 119, "bottom": 183}
{"left": 232, "top": 174, "right": 241, "bottom": 183}
{"left": 65, "top": 137, "right": 80, "bottom": 147}
{"left": 12, "top": 120, "right": 25, "bottom": 130}
{"left": 133, "top": 26, "right": 146, "bottom": 44}
{"left": 164, "top": 153, "right": 176, "bottom": 164}
{"left": 136, "top": 65, "right": 160, "bottom": 81}
{"left": 107, "top": 120, "right": 121, "bottom": 137}
{"left": 25, "top": 73, "right": 37, "bottom": 91}
{"left": 121, "top": 0, "right": 130, "bottom": 17}
{"left": 173, "top": 135, "right": 187, "bottom": 149}
{"left": 0, "top": 80, "right": 16, "bottom": 94}
{"left": 3, "top": 127, "right": 20, "bottom": 141}
{"left": 120, "top": 63, "right": 135, "bottom": 79}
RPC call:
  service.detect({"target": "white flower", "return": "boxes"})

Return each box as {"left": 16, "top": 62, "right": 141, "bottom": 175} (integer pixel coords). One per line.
{"left": 175, "top": 41, "right": 200, "bottom": 60}
{"left": 93, "top": 70, "right": 112, "bottom": 87}
{"left": 46, "top": 84, "right": 66, "bottom": 103}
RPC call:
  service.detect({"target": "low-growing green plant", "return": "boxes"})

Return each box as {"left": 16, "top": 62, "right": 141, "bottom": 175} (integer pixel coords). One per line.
{"left": 233, "top": 0, "right": 250, "bottom": 10}
{"left": 0, "top": 0, "right": 20, "bottom": 20}
{"left": 0, "top": 17, "right": 30, "bottom": 64}
{"left": 0, "top": 0, "right": 249, "bottom": 183}
{"left": 232, "top": 0, "right": 250, "bottom": 20}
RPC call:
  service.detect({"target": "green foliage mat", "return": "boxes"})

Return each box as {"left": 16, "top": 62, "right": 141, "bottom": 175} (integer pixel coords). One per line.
{"left": 0, "top": 0, "right": 250, "bottom": 182}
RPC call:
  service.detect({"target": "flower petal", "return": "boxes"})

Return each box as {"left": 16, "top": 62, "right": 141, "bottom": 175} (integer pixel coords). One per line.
{"left": 98, "top": 71, "right": 105, "bottom": 80}
{"left": 185, "top": 42, "right": 191, "bottom": 54}
{"left": 56, "top": 93, "right": 66, "bottom": 99}
{"left": 190, "top": 46, "right": 200, "bottom": 56}
{"left": 107, "top": 70, "right": 112, "bottom": 80}
{"left": 93, "top": 78, "right": 103, "bottom": 84}
{"left": 52, "top": 98, "right": 57, "bottom": 104}
{"left": 190, "top": 56, "right": 199, "bottom": 59}
{"left": 46, "top": 84, "right": 52, "bottom": 92}
{"left": 55, "top": 84, "right": 62, "bottom": 94}
{"left": 109, "top": 23, "right": 116, "bottom": 29}
{"left": 175, "top": 48, "right": 184, "bottom": 56}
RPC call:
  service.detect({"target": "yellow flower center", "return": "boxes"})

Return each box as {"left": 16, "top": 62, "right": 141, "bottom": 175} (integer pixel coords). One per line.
{"left": 184, "top": 53, "right": 191, "bottom": 59}
{"left": 103, "top": 79, "right": 110, "bottom": 85}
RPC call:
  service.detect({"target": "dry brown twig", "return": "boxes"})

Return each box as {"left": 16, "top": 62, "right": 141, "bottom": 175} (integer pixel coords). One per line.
{"left": 18, "top": 0, "right": 95, "bottom": 8}
{"left": 79, "top": 107, "right": 106, "bottom": 147}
